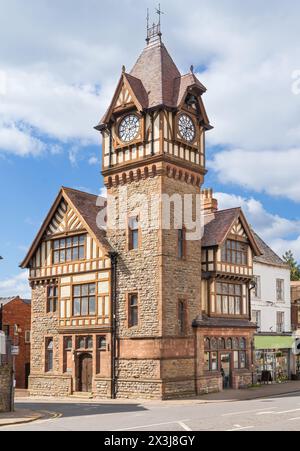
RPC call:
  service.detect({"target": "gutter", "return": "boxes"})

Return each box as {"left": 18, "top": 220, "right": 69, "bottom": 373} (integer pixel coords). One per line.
{"left": 109, "top": 252, "right": 118, "bottom": 400}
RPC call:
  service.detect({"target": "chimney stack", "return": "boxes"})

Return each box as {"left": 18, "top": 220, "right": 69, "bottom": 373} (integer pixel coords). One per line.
{"left": 201, "top": 188, "right": 218, "bottom": 214}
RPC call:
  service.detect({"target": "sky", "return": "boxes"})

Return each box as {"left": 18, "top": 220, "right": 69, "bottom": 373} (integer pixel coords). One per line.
{"left": 0, "top": 0, "right": 300, "bottom": 298}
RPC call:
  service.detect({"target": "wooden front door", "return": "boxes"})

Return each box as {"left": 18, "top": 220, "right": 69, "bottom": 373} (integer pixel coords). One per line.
{"left": 79, "top": 353, "right": 93, "bottom": 392}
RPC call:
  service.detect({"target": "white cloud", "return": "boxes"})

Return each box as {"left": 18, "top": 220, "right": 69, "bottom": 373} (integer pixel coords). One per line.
{"left": 0, "top": 122, "right": 45, "bottom": 156}
{"left": 88, "top": 156, "right": 99, "bottom": 166}
{"left": 0, "top": 271, "right": 30, "bottom": 298}
{"left": 215, "top": 192, "right": 300, "bottom": 260}
{"left": 209, "top": 149, "right": 300, "bottom": 202}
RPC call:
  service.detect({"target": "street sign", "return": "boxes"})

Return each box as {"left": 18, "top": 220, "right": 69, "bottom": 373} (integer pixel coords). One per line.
{"left": 11, "top": 346, "right": 20, "bottom": 356}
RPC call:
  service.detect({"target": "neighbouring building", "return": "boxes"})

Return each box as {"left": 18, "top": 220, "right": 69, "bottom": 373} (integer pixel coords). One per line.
{"left": 21, "top": 23, "right": 285, "bottom": 399}
{"left": 291, "top": 281, "right": 300, "bottom": 376}
{"left": 250, "top": 234, "right": 293, "bottom": 383}
{"left": 0, "top": 296, "right": 31, "bottom": 389}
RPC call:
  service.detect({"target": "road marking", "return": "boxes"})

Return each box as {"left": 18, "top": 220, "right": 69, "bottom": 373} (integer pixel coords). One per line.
{"left": 223, "top": 408, "right": 277, "bottom": 417}
{"left": 256, "top": 412, "right": 277, "bottom": 416}
{"left": 276, "top": 408, "right": 300, "bottom": 415}
{"left": 288, "top": 417, "right": 300, "bottom": 421}
{"left": 226, "top": 425, "right": 254, "bottom": 432}
{"left": 115, "top": 419, "right": 191, "bottom": 431}
{"left": 178, "top": 421, "right": 192, "bottom": 432}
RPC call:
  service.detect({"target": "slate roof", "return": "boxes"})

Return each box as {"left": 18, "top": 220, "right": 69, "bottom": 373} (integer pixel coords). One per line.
{"left": 97, "top": 40, "right": 210, "bottom": 129}
{"left": 62, "top": 188, "right": 112, "bottom": 254}
{"left": 202, "top": 208, "right": 241, "bottom": 247}
{"left": 21, "top": 187, "right": 112, "bottom": 268}
{"left": 253, "top": 231, "right": 288, "bottom": 268}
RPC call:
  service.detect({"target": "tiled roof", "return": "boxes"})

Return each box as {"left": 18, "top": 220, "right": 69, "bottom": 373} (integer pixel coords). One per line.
{"left": 130, "top": 41, "right": 181, "bottom": 109}
{"left": 0, "top": 297, "right": 31, "bottom": 306}
{"left": 193, "top": 315, "right": 257, "bottom": 329}
{"left": 62, "top": 188, "right": 113, "bottom": 254}
{"left": 202, "top": 208, "right": 241, "bottom": 247}
{"left": 253, "top": 232, "right": 288, "bottom": 268}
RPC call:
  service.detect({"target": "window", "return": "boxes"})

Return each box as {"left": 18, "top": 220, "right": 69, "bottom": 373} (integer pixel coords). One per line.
{"left": 204, "top": 352, "right": 218, "bottom": 372}
{"left": 25, "top": 331, "right": 31, "bottom": 344}
{"left": 77, "top": 336, "right": 93, "bottom": 350}
{"left": 73, "top": 284, "right": 96, "bottom": 317}
{"left": 53, "top": 235, "right": 86, "bottom": 264}
{"left": 128, "top": 217, "right": 139, "bottom": 250}
{"left": 46, "top": 339, "right": 54, "bottom": 373}
{"left": 254, "top": 276, "right": 261, "bottom": 299}
{"left": 252, "top": 310, "right": 262, "bottom": 332}
{"left": 129, "top": 294, "right": 138, "bottom": 328}
{"left": 178, "top": 301, "right": 186, "bottom": 335}
{"left": 216, "top": 283, "right": 243, "bottom": 316}
{"left": 47, "top": 285, "right": 58, "bottom": 313}
{"left": 178, "top": 229, "right": 186, "bottom": 259}
{"left": 99, "top": 337, "right": 107, "bottom": 351}
{"left": 221, "top": 240, "right": 248, "bottom": 265}
{"left": 276, "top": 279, "right": 285, "bottom": 303}
{"left": 64, "top": 337, "right": 72, "bottom": 350}
{"left": 277, "top": 312, "right": 285, "bottom": 333}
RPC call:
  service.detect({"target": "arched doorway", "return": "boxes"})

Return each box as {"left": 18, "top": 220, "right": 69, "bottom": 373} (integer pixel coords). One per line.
{"left": 78, "top": 353, "right": 93, "bottom": 393}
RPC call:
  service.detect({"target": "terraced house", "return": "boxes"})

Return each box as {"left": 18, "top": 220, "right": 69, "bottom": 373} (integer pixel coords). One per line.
{"left": 22, "top": 24, "right": 264, "bottom": 399}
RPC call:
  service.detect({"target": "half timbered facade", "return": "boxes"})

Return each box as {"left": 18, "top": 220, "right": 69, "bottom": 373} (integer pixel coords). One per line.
{"left": 22, "top": 25, "right": 262, "bottom": 399}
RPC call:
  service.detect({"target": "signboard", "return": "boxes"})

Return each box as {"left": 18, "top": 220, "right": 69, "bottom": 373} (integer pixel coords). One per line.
{"left": 255, "top": 335, "right": 294, "bottom": 350}
{"left": 0, "top": 332, "right": 6, "bottom": 355}
{"left": 11, "top": 346, "right": 20, "bottom": 356}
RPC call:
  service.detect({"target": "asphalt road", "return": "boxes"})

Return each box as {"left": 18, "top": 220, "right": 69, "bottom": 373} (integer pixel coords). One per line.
{"left": 2, "top": 393, "right": 300, "bottom": 431}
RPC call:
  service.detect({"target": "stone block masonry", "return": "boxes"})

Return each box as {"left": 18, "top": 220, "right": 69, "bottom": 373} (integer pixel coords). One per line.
{"left": 0, "top": 366, "right": 13, "bottom": 412}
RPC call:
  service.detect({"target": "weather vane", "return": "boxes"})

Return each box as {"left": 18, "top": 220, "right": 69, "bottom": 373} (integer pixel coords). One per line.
{"left": 146, "top": 4, "right": 165, "bottom": 44}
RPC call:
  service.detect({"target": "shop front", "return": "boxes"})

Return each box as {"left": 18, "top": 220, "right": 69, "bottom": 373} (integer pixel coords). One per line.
{"left": 254, "top": 335, "right": 294, "bottom": 383}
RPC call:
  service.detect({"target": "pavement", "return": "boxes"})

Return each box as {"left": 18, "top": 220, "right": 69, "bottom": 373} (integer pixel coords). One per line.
{"left": 1, "top": 381, "right": 300, "bottom": 431}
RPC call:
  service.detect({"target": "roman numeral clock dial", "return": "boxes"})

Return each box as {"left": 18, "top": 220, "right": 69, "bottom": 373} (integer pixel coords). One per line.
{"left": 118, "top": 114, "right": 140, "bottom": 143}
{"left": 178, "top": 114, "right": 196, "bottom": 143}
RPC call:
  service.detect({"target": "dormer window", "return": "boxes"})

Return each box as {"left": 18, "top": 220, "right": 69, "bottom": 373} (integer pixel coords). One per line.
{"left": 53, "top": 234, "right": 86, "bottom": 264}
{"left": 221, "top": 240, "right": 248, "bottom": 266}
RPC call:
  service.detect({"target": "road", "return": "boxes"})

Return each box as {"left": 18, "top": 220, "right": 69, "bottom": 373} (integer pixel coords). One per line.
{"left": 2, "top": 392, "right": 300, "bottom": 431}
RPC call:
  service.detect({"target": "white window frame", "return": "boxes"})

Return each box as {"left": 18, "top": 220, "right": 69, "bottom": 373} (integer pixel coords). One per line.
{"left": 252, "top": 310, "right": 262, "bottom": 332}
{"left": 254, "top": 276, "right": 261, "bottom": 299}
{"left": 276, "top": 311, "right": 285, "bottom": 333}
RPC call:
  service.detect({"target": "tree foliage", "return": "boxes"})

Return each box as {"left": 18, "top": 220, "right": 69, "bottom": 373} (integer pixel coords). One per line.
{"left": 282, "top": 250, "right": 300, "bottom": 281}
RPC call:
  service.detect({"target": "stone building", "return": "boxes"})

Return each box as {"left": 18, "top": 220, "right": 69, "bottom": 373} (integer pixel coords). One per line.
{"left": 22, "top": 24, "right": 263, "bottom": 399}
{"left": 0, "top": 296, "right": 31, "bottom": 389}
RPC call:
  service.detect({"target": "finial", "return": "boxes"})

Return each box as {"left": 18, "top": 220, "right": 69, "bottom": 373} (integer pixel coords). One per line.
{"left": 122, "top": 65, "right": 126, "bottom": 74}
{"left": 155, "top": 3, "right": 165, "bottom": 27}
{"left": 190, "top": 65, "right": 194, "bottom": 74}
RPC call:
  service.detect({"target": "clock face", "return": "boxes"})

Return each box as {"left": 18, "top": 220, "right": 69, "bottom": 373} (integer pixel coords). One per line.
{"left": 178, "top": 114, "right": 196, "bottom": 143}
{"left": 119, "top": 114, "right": 140, "bottom": 143}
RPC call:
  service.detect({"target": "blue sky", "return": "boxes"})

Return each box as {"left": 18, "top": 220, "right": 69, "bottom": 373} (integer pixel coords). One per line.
{"left": 0, "top": 0, "right": 300, "bottom": 297}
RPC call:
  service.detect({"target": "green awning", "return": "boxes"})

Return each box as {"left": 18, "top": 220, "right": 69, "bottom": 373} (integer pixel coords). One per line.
{"left": 255, "top": 335, "right": 294, "bottom": 350}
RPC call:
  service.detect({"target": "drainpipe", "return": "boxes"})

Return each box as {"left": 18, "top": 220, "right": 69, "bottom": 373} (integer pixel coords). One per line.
{"left": 109, "top": 252, "right": 118, "bottom": 399}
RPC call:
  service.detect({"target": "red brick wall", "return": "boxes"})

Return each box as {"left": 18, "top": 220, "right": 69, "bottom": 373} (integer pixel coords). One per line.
{"left": 2, "top": 298, "right": 31, "bottom": 389}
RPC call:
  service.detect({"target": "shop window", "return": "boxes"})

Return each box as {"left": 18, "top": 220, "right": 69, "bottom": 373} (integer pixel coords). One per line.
{"left": 211, "top": 352, "right": 218, "bottom": 371}
{"left": 204, "top": 338, "right": 210, "bottom": 350}
{"left": 240, "top": 351, "right": 247, "bottom": 369}
{"left": 218, "top": 338, "right": 225, "bottom": 350}
{"left": 226, "top": 338, "right": 232, "bottom": 350}
{"left": 204, "top": 352, "right": 210, "bottom": 371}
{"left": 234, "top": 351, "right": 239, "bottom": 369}
{"left": 240, "top": 338, "right": 246, "bottom": 350}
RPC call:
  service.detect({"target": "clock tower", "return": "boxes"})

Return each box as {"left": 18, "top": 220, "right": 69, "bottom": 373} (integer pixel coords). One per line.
{"left": 95, "top": 20, "right": 212, "bottom": 399}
